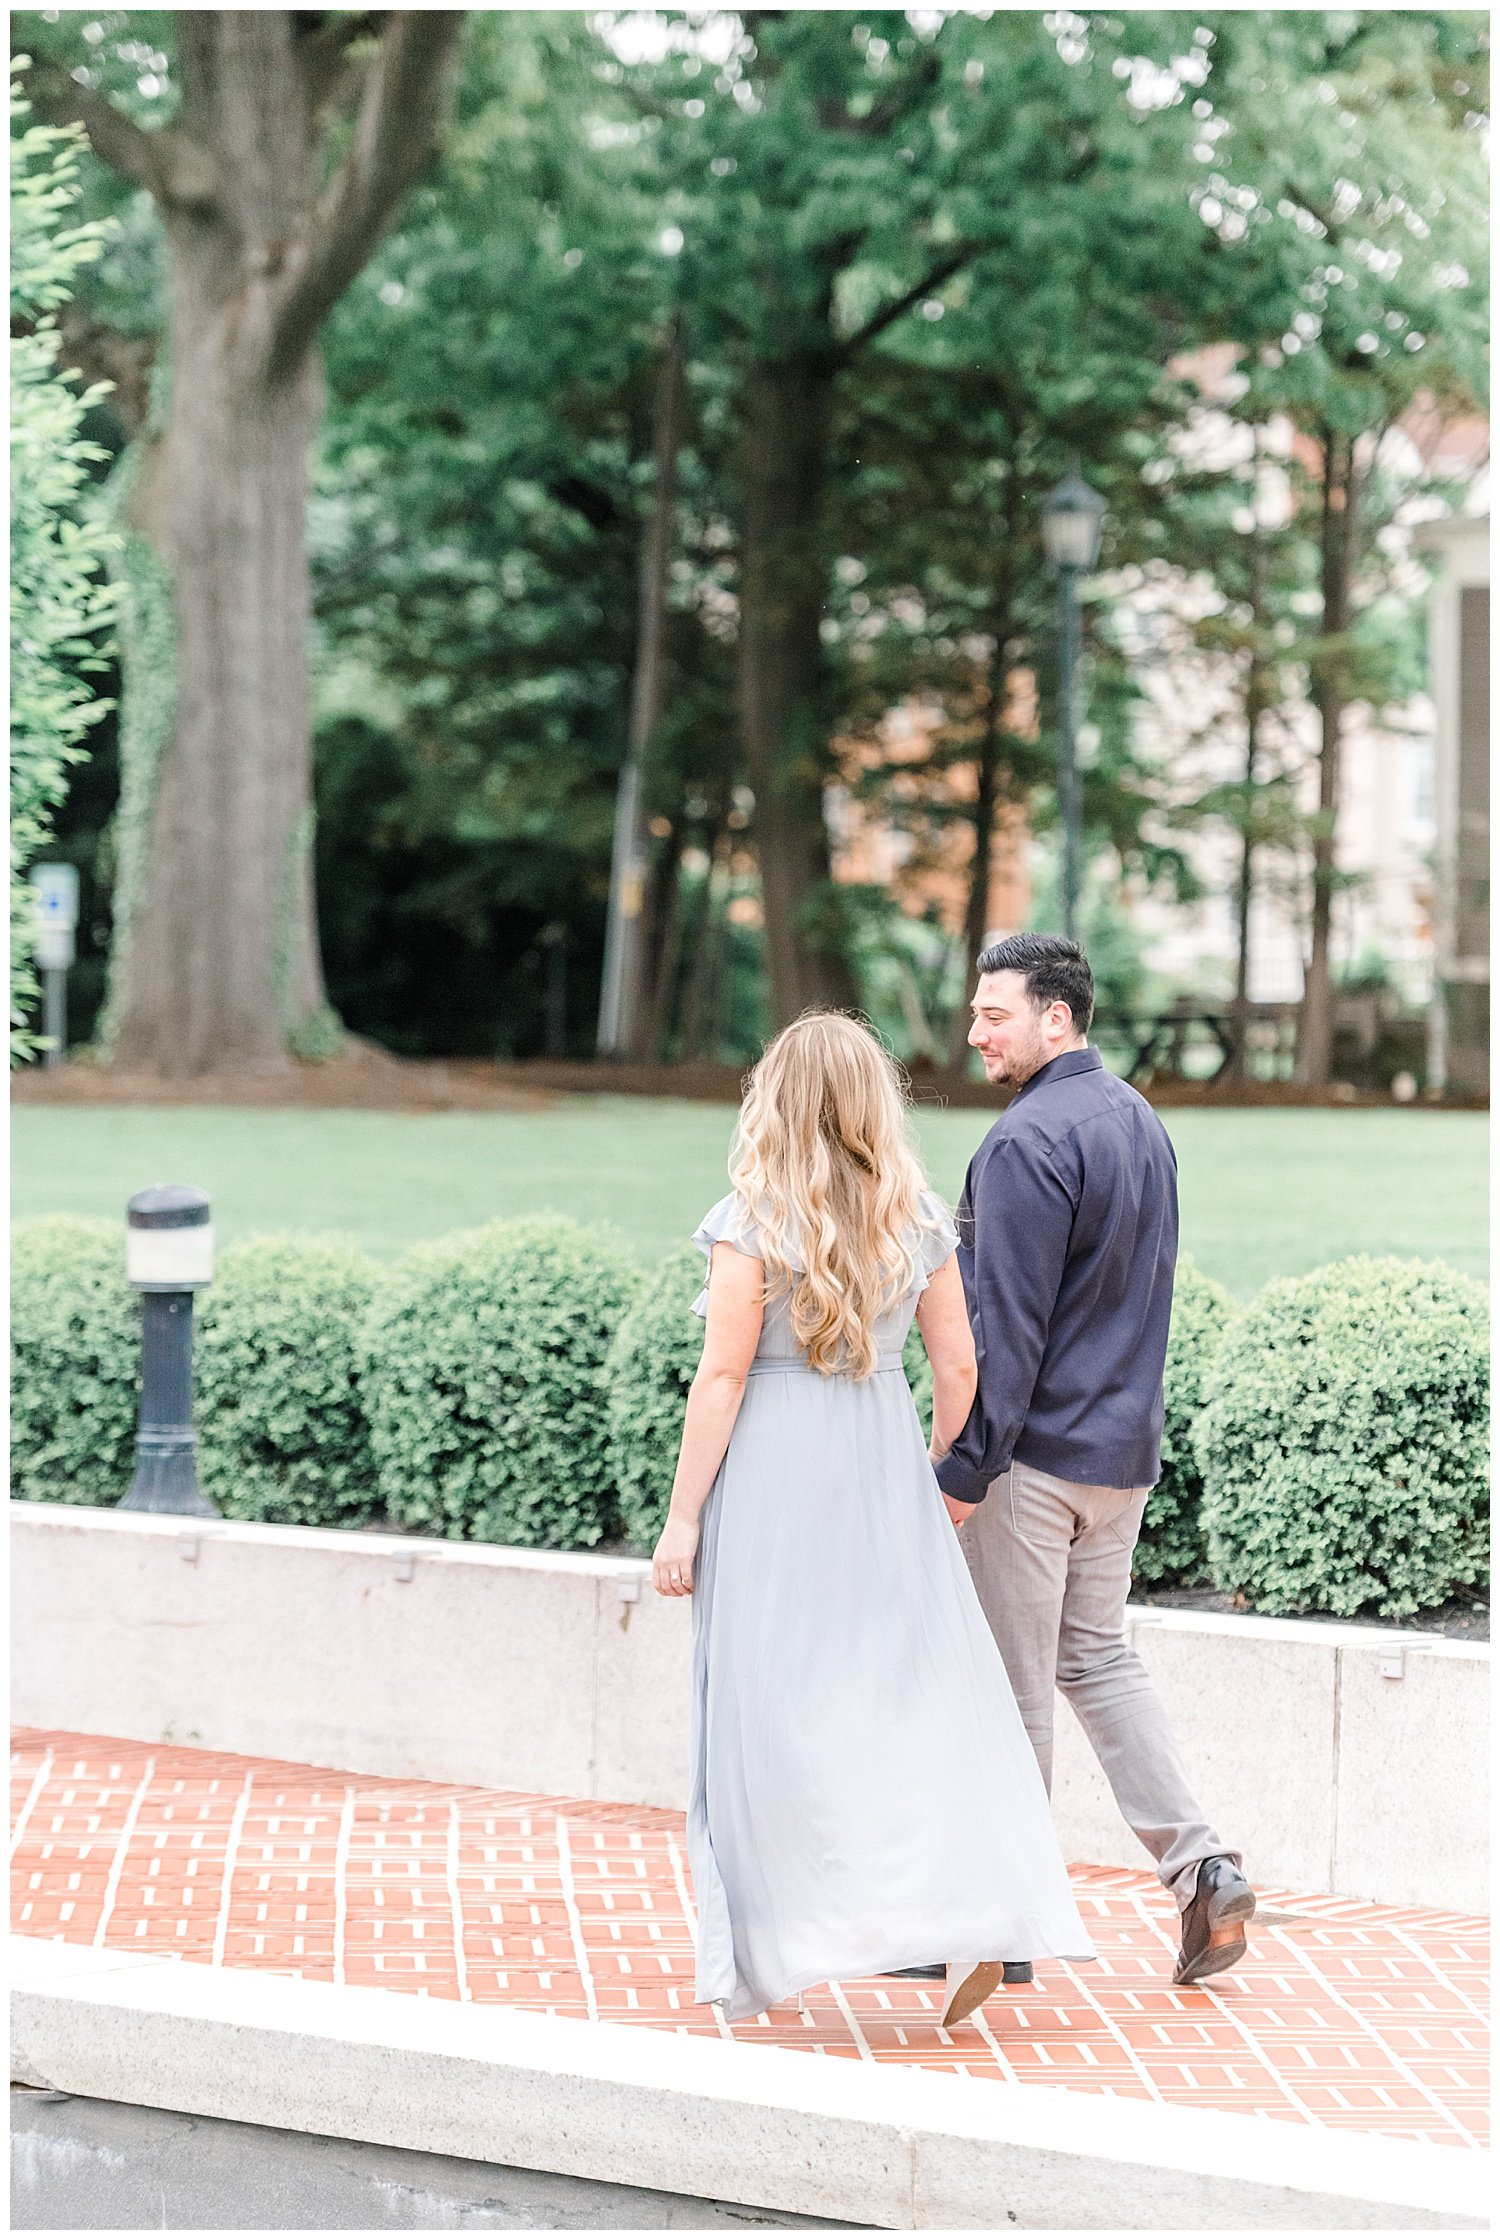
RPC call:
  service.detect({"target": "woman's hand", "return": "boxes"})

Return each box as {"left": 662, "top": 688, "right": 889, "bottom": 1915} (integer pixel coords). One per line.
{"left": 653, "top": 1513, "right": 700, "bottom": 1597}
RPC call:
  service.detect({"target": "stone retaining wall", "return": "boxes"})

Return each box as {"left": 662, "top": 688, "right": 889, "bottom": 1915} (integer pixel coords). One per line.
{"left": 10, "top": 1504, "right": 1488, "bottom": 1912}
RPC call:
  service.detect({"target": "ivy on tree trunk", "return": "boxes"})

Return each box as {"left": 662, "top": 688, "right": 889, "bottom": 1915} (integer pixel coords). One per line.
{"left": 34, "top": 11, "right": 463, "bottom": 1075}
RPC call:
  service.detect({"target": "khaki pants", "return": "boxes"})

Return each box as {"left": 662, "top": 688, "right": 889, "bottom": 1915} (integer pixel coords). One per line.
{"left": 961, "top": 1459, "right": 1237, "bottom": 1908}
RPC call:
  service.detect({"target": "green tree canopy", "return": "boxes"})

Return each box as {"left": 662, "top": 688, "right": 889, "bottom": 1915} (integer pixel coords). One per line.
{"left": 14, "top": 11, "right": 1488, "bottom": 1070}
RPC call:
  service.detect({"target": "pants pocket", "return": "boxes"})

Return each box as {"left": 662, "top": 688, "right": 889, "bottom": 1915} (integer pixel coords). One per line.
{"left": 1006, "top": 1466, "right": 1047, "bottom": 1545}
{"left": 1103, "top": 1489, "right": 1149, "bottom": 1551}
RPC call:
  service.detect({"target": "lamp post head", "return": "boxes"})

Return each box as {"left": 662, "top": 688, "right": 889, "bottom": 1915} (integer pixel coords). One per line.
{"left": 1041, "top": 468, "right": 1107, "bottom": 573}
{"left": 126, "top": 1185, "right": 214, "bottom": 1292}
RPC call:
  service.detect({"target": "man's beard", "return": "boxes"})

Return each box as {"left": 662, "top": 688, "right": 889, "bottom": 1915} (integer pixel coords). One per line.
{"left": 988, "top": 1026, "right": 1049, "bottom": 1089}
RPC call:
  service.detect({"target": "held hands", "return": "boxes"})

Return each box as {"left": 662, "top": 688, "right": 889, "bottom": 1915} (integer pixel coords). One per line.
{"left": 930, "top": 1443, "right": 976, "bottom": 1530}
{"left": 652, "top": 1513, "right": 700, "bottom": 1597}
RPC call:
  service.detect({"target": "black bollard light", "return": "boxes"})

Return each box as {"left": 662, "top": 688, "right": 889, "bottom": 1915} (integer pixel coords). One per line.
{"left": 119, "top": 1184, "right": 220, "bottom": 1517}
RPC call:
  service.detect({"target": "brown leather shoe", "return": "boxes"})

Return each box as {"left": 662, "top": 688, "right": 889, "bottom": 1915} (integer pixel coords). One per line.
{"left": 941, "top": 1960, "right": 1003, "bottom": 2029}
{"left": 1173, "top": 1856, "right": 1256, "bottom": 1986}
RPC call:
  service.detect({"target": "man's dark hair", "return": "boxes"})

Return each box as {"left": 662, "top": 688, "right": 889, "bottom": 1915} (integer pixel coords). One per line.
{"left": 975, "top": 933, "right": 1095, "bottom": 1037}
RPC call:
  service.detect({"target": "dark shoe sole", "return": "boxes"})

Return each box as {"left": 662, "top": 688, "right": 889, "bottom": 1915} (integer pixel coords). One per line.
{"left": 1001, "top": 1961, "right": 1034, "bottom": 1985}
{"left": 942, "top": 1961, "right": 1003, "bottom": 2029}
{"left": 880, "top": 1965, "right": 946, "bottom": 1981}
{"left": 1174, "top": 1882, "right": 1257, "bottom": 1986}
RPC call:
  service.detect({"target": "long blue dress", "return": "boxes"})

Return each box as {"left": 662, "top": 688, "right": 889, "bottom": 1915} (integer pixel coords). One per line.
{"left": 686, "top": 1188, "right": 1095, "bottom": 2022}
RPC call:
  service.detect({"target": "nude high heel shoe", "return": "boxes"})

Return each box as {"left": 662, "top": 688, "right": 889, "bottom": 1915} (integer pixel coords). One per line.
{"left": 941, "top": 1960, "right": 1003, "bottom": 2030}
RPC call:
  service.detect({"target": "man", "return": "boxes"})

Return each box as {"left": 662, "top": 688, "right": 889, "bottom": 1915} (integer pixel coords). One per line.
{"left": 934, "top": 932, "right": 1254, "bottom": 1988}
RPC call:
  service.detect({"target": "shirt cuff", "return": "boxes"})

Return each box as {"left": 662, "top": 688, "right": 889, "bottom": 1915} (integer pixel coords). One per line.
{"left": 933, "top": 1452, "right": 997, "bottom": 1503}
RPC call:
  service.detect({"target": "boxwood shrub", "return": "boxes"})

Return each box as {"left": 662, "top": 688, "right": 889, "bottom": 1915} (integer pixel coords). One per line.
{"left": 10, "top": 1215, "right": 140, "bottom": 1505}
{"left": 1133, "top": 1257, "right": 1236, "bottom": 1588}
{"left": 606, "top": 1245, "right": 706, "bottom": 1550}
{"left": 363, "top": 1217, "right": 640, "bottom": 1548}
{"left": 196, "top": 1236, "right": 382, "bottom": 1527}
{"left": 1195, "top": 1255, "right": 1489, "bottom": 1620}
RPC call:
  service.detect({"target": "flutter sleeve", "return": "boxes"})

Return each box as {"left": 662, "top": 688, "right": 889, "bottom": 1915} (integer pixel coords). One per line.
{"left": 688, "top": 1192, "right": 763, "bottom": 1319}
{"left": 914, "top": 1188, "right": 960, "bottom": 1290}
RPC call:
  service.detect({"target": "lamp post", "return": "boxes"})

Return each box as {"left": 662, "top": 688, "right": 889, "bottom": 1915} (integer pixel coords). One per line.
{"left": 28, "top": 864, "right": 79, "bottom": 1069}
{"left": 120, "top": 1185, "right": 220, "bottom": 1517}
{"left": 1040, "top": 467, "right": 1107, "bottom": 944}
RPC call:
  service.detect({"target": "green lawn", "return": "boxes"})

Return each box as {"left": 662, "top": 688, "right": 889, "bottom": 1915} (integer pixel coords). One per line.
{"left": 9, "top": 1097, "right": 1486, "bottom": 1299}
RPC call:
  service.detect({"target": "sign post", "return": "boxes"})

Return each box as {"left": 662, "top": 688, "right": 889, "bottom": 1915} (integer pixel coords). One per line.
{"left": 28, "top": 864, "right": 80, "bottom": 1069}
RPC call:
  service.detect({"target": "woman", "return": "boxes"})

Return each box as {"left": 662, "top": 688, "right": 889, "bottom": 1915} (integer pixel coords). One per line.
{"left": 652, "top": 1012, "right": 1093, "bottom": 2028}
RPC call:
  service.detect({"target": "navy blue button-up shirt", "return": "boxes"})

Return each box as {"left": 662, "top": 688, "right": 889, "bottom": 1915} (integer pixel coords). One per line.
{"left": 933, "top": 1045, "right": 1178, "bottom": 1502}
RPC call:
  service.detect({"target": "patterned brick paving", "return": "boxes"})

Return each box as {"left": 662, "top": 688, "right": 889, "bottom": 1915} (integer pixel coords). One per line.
{"left": 11, "top": 1730, "right": 1487, "bottom": 2150}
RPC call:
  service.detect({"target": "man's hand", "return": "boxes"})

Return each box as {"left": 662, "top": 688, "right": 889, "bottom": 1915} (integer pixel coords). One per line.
{"left": 942, "top": 1493, "right": 977, "bottom": 1530}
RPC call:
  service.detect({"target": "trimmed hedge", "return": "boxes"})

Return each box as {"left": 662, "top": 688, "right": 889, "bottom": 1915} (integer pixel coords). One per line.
{"left": 10, "top": 1215, "right": 139, "bottom": 1504}
{"left": 11, "top": 1214, "right": 1489, "bottom": 1625}
{"left": 196, "top": 1236, "right": 381, "bottom": 1527}
{"left": 1133, "top": 1256, "right": 1236, "bottom": 1588}
{"left": 606, "top": 1245, "right": 706, "bottom": 1550}
{"left": 363, "top": 1216, "right": 640, "bottom": 1548}
{"left": 1196, "top": 1255, "right": 1489, "bottom": 1620}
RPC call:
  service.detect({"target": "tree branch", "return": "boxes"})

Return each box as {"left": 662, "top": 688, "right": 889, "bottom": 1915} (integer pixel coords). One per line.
{"left": 266, "top": 10, "right": 465, "bottom": 385}
{"left": 295, "top": 10, "right": 385, "bottom": 118}
{"left": 835, "top": 243, "right": 977, "bottom": 363}
{"left": 25, "top": 66, "right": 217, "bottom": 212}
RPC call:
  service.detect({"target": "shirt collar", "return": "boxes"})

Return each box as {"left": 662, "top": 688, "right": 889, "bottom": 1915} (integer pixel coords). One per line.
{"left": 1013, "top": 1044, "right": 1102, "bottom": 1101}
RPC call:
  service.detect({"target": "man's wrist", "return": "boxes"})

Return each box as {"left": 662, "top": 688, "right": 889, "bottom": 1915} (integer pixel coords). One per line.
{"left": 933, "top": 1449, "right": 994, "bottom": 1502}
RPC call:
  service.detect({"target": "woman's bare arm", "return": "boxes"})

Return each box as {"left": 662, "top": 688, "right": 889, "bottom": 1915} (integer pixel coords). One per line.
{"left": 914, "top": 1254, "right": 979, "bottom": 1524}
{"left": 652, "top": 1242, "right": 764, "bottom": 1595}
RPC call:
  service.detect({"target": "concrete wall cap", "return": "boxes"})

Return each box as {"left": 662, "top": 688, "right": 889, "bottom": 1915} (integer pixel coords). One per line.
{"left": 13, "top": 1506, "right": 1488, "bottom": 1655}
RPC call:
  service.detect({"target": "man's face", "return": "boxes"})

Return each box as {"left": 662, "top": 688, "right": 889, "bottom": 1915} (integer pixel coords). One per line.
{"left": 967, "top": 970, "right": 1066, "bottom": 1089}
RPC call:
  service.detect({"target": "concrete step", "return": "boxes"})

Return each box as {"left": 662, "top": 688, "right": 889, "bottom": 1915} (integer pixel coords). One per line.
{"left": 11, "top": 1938, "right": 1488, "bottom": 2231}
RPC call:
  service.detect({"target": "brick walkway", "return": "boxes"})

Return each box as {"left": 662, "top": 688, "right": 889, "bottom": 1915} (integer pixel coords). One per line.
{"left": 12, "top": 1730, "right": 1487, "bottom": 2152}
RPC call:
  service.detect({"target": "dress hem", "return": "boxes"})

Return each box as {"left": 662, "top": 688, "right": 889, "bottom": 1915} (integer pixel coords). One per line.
{"left": 698, "top": 1941, "right": 1099, "bottom": 2025}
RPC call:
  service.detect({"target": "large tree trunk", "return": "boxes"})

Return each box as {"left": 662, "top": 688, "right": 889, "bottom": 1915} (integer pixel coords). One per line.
{"left": 946, "top": 505, "right": 1020, "bottom": 1070}
{"left": 599, "top": 313, "right": 685, "bottom": 1062}
{"left": 640, "top": 818, "right": 686, "bottom": 1062}
{"left": 1295, "top": 426, "right": 1355, "bottom": 1087}
{"left": 111, "top": 243, "right": 326, "bottom": 1071}
{"left": 51, "top": 11, "right": 463, "bottom": 1075}
{"left": 946, "top": 644, "right": 1010, "bottom": 1071}
{"left": 736, "top": 354, "right": 857, "bottom": 1024}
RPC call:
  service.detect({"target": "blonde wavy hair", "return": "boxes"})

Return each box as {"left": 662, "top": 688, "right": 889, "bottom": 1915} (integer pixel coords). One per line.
{"left": 729, "top": 1011, "right": 938, "bottom": 1379}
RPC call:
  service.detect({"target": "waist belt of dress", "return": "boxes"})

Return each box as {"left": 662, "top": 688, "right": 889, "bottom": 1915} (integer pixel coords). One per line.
{"left": 744, "top": 1353, "right": 906, "bottom": 1378}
